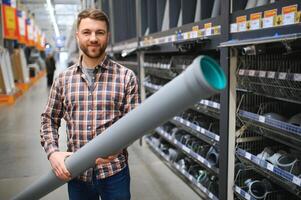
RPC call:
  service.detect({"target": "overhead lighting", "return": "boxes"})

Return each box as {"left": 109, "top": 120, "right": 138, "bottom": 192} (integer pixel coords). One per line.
{"left": 46, "top": 0, "right": 60, "bottom": 37}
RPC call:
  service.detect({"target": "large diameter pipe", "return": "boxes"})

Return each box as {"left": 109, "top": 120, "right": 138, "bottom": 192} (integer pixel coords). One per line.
{"left": 211, "top": 0, "right": 221, "bottom": 18}
{"left": 245, "top": 0, "right": 257, "bottom": 9}
{"left": 13, "top": 55, "right": 226, "bottom": 200}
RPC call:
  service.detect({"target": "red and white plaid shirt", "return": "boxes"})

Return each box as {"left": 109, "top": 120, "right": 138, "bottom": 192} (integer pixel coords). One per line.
{"left": 40, "top": 56, "right": 139, "bottom": 182}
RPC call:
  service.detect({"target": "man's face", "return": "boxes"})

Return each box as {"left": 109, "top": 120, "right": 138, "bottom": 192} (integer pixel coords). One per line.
{"left": 76, "top": 18, "right": 109, "bottom": 59}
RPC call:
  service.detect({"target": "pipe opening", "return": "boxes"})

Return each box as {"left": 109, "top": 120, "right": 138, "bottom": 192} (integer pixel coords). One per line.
{"left": 200, "top": 56, "right": 226, "bottom": 90}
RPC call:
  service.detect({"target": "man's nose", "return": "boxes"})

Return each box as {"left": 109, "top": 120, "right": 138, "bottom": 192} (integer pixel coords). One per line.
{"left": 90, "top": 32, "right": 97, "bottom": 41}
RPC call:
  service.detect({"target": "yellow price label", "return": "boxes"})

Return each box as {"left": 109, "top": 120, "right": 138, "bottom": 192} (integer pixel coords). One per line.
{"left": 192, "top": 25, "right": 199, "bottom": 31}
{"left": 197, "top": 29, "right": 203, "bottom": 37}
{"left": 250, "top": 12, "right": 262, "bottom": 20}
{"left": 213, "top": 26, "right": 220, "bottom": 35}
{"left": 236, "top": 16, "right": 247, "bottom": 23}
{"left": 264, "top": 9, "right": 277, "bottom": 18}
{"left": 204, "top": 23, "right": 212, "bottom": 29}
{"left": 282, "top": 5, "right": 297, "bottom": 15}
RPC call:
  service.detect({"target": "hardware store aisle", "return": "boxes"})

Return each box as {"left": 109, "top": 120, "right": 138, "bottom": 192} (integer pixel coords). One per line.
{"left": 0, "top": 77, "right": 201, "bottom": 200}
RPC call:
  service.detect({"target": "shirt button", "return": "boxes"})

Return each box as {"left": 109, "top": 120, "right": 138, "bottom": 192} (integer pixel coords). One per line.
{"left": 89, "top": 93, "right": 92, "bottom": 96}
{"left": 89, "top": 109, "right": 92, "bottom": 112}
{"left": 88, "top": 126, "right": 91, "bottom": 130}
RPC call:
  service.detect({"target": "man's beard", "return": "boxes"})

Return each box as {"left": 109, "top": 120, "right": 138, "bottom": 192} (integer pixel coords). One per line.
{"left": 79, "top": 42, "right": 107, "bottom": 59}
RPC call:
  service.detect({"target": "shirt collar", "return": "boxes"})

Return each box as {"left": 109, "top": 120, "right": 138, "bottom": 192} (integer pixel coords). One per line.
{"left": 76, "top": 54, "right": 109, "bottom": 72}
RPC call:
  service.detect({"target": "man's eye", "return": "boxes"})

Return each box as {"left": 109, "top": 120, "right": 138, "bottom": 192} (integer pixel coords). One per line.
{"left": 83, "top": 32, "right": 90, "bottom": 35}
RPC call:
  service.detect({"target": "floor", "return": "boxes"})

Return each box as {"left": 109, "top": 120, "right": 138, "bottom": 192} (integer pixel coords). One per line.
{"left": 0, "top": 74, "right": 201, "bottom": 199}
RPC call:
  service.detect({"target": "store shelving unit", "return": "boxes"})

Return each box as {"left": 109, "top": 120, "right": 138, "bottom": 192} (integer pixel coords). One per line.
{"left": 98, "top": 0, "right": 301, "bottom": 199}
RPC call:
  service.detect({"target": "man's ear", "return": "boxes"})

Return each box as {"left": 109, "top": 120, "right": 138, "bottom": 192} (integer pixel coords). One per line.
{"left": 107, "top": 32, "right": 111, "bottom": 43}
{"left": 76, "top": 31, "right": 79, "bottom": 42}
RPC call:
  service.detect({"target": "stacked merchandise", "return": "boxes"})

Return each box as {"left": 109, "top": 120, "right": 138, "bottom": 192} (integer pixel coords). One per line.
{"left": 0, "top": 47, "right": 16, "bottom": 94}
{"left": 11, "top": 48, "right": 29, "bottom": 83}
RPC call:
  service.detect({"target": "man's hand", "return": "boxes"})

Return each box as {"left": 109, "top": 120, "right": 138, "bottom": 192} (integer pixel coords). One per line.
{"left": 49, "top": 151, "right": 73, "bottom": 181}
{"left": 95, "top": 152, "right": 121, "bottom": 165}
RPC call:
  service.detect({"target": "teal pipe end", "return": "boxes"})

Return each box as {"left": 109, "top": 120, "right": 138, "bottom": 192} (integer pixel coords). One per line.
{"left": 200, "top": 56, "right": 226, "bottom": 90}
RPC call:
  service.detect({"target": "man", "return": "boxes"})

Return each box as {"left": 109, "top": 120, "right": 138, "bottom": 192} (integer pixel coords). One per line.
{"left": 40, "top": 8, "right": 139, "bottom": 200}
{"left": 45, "top": 53, "right": 56, "bottom": 87}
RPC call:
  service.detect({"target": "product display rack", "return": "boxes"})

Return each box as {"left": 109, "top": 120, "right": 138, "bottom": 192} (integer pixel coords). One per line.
{"left": 99, "top": 0, "right": 301, "bottom": 199}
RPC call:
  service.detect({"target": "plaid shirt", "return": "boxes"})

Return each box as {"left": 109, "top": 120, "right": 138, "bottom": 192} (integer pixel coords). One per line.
{"left": 40, "top": 56, "right": 139, "bottom": 182}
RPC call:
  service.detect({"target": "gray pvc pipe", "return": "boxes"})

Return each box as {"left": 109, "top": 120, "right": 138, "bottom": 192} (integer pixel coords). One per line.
{"left": 13, "top": 55, "right": 226, "bottom": 200}
{"left": 245, "top": 0, "right": 257, "bottom": 9}
{"left": 256, "top": 0, "right": 269, "bottom": 6}
{"left": 211, "top": 0, "right": 221, "bottom": 18}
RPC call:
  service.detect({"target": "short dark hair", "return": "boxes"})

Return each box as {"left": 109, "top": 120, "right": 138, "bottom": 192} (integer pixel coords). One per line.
{"left": 77, "top": 9, "right": 110, "bottom": 32}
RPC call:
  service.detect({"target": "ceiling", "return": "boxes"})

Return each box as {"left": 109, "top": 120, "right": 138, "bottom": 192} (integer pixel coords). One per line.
{"left": 20, "top": 0, "right": 82, "bottom": 48}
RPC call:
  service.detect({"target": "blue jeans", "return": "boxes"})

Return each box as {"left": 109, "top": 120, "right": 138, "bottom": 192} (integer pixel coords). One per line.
{"left": 68, "top": 166, "right": 131, "bottom": 200}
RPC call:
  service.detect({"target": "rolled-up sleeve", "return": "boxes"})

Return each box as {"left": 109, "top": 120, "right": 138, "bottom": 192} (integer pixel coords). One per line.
{"left": 40, "top": 75, "right": 65, "bottom": 158}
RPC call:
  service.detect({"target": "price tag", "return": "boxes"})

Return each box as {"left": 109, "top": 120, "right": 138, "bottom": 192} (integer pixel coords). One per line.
{"left": 245, "top": 152, "right": 252, "bottom": 160}
{"left": 181, "top": 169, "right": 185, "bottom": 174}
{"left": 204, "top": 23, "right": 212, "bottom": 36}
{"left": 239, "top": 69, "right": 245, "bottom": 75}
{"left": 245, "top": 193, "right": 251, "bottom": 200}
{"left": 282, "top": 5, "right": 297, "bottom": 25}
{"left": 213, "top": 102, "right": 218, "bottom": 108}
{"left": 249, "top": 70, "right": 256, "bottom": 76}
{"left": 262, "top": 17, "right": 274, "bottom": 28}
{"left": 180, "top": 118, "right": 184, "bottom": 123}
{"left": 267, "top": 71, "right": 276, "bottom": 79}
{"left": 236, "top": 16, "right": 247, "bottom": 32}
{"left": 207, "top": 162, "right": 212, "bottom": 168}
{"left": 259, "top": 71, "right": 266, "bottom": 77}
{"left": 278, "top": 72, "right": 287, "bottom": 80}
{"left": 235, "top": 186, "right": 241, "bottom": 194}
{"left": 205, "top": 28, "right": 212, "bottom": 36}
{"left": 204, "top": 100, "right": 209, "bottom": 106}
{"left": 263, "top": 9, "right": 277, "bottom": 28}
{"left": 183, "top": 32, "right": 189, "bottom": 40}
{"left": 209, "top": 193, "right": 214, "bottom": 199}
{"left": 201, "top": 128, "right": 205, "bottom": 134}
{"left": 213, "top": 26, "right": 220, "bottom": 35}
{"left": 189, "top": 175, "right": 193, "bottom": 181}
{"left": 192, "top": 25, "right": 199, "bottom": 32}
{"left": 191, "top": 31, "right": 198, "bottom": 38}
{"left": 250, "top": 12, "right": 262, "bottom": 30}
{"left": 250, "top": 19, "right": 260, "bottom": 30}
{"left": 182, "top": 145, "right": 190, "bottom": 153}
{"left": 230, "top": 23, "right": 238, "bottom": 33}
{"left": 215, "top": 135, "right": 220, "bottom": 141}
{"left": 294, "top": 73, "right": 301, "bottom": 81}
{"left": 198, "top": 155, "right": 205, "bottom": 163}
{"left": 293, "top": 176, "right": 301, "bottom": 186}
{"left": 259, "top": 116, "right": 266, "bottom": 123}
{"left": 196, "top": 126, "right": 201, "bottom": 132}
{"left": 267, "top": 163, "right": 274, "bottom": 172}
{"left": 238, "top": 22, "right": 247, "bottom": 32}
{"left": 283, "top": 12, "right": 296, "bottom": 25}
{"left": 198, "top": 29, "right": 204, "bottom": 37}
{"left": 176, "top": 164, "right": 180, "bottom": 170}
